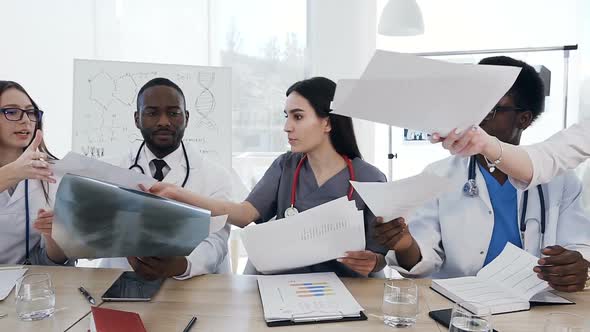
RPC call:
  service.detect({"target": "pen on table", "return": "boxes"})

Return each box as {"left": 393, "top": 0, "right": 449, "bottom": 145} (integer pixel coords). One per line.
{"left": 78, "top": 286, "right": 96, "bottom": 305}
{"left": 182, "top": 316, "right": 197, "bottom": 332}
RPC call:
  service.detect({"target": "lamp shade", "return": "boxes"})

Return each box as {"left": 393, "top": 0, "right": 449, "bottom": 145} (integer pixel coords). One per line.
{"left": 378, "top": 0, "right": 424, "bottom": 36}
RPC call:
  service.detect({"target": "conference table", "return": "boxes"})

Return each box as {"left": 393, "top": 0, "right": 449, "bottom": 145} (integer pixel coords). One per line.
{"left": 0, "top": 266, "right": 587, "bottom": 331}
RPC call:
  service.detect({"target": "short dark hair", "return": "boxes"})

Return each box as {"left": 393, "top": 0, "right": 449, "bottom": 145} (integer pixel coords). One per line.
{"left": 479, "top": 56, "right": 545, "bottom": 122}
{"left": 136, "top": 77, "right": 186, "bottom": 112}
{"left": 286, "top": 77, "right": 363, "bottom": 160}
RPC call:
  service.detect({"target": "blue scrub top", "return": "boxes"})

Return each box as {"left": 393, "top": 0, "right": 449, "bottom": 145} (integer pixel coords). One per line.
{"left": 478, "top": 164, "right": 523, "bottom": 266}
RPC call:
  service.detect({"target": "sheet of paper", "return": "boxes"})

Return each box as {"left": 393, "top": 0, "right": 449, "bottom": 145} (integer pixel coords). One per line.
{"left": 332, "top": 50, "right": 521, "bottom": 136}
{"left": 0, "top": 268, "right": 27, "bottom": 301}
{"left": 257, "top": 272, "right": 364, "bottom": 321}
{"left": 432, "top": 276, "right": 528, "bottom": 315}
{"left": 351, "top": 172, "right": 453, "bottom": 221}
{"left": 476, "top": 243, "right": 548, "bottom": 300}
{"left": 52, "top": 152, "right": 157, "bottom": 190}
{"left": 241, "top": 197, "right": 365, "bottom": 274}
{"left": 210, "top": 215, "right": 228, "bottom": 234}
{"left": 53, "top": 174, "right": 211, "bottom": 259}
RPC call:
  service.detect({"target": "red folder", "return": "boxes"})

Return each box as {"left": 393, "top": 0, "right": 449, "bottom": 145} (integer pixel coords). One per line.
{"left": 90, "top": 306, "right": 147, "bottom": 332}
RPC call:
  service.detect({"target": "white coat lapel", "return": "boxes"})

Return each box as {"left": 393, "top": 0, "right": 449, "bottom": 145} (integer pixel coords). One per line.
{"left": 519, "top": 183, "right": 550, "bottom": 256}
{"left": 6, "top": 180, "right": 42, "bottom": 208}
{"left": 474, "top": 165, "right": 493, "bottom": 212}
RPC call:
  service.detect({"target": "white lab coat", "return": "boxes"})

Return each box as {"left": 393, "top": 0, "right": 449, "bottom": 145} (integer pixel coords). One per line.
{"left": 386, "top": 155, "right": 590, "bottom": 279}
{"left": 97, "top": 141, "right": 233, "bottom": 278}
{"left": 515, "top": 119, "right": 590, "bottom": 190}
{"left": 0, "top": 179, "right": 66, "bottom": 265}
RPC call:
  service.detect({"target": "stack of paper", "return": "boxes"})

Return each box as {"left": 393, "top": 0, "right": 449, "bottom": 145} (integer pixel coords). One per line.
{"left": 351, "top": 171, "right": 453, "bottom": 221}
{"left": 0, "top": 267, "right": 27, "bottom": 300}
{"left": 258, "top": 272, "right": 364, "bottom": 325}
{"left": 332, "top": 50, "right": 521, "bottom": 136}
{"left": 241, "top": 197, "right": 365, "bottom": 274}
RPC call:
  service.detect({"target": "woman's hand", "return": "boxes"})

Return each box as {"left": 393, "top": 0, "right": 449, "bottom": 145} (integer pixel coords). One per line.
{"left": 431, "top": 126, "right": 496, "bottom": 157}
{"left": 34, "top": 208, "right": 68, "bottom": 264}
{"left": 140, "top": 182, "right": 181, "bottom": 200}
{"left": 338, "top": 251, "right": 383, "bottom": 276}
{"left": 7, "top": 130, "right": 55, "bottom": 183}
{"left": 33, "top": 208, "right": 54, "bottom": 237}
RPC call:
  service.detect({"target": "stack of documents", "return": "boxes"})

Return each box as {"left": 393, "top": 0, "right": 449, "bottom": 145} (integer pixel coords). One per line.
{"left": 53, "top": 174, "right": 212, "bottom": 259}
{"left": 431, "top": 243, "right": 573, "bottom": 315}
{"left": 0, "top": 267, "right": 27, "bottom": 300}
{"left": 332, "top": 50, "right": 521, "bottom": 136}
{"left": 351, "top": 171, "right": 453, "bottom": 221}
{"left": 257, "top": 272, "right": 365, "bottom": 326}
{"left": 241, "top": 197, "right": 365, "bottom": 274}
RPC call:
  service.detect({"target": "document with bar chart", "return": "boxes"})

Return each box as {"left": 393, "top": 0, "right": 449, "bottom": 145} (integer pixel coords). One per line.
{"left": 257, "top": 272, "right": 366, "bottom": 326}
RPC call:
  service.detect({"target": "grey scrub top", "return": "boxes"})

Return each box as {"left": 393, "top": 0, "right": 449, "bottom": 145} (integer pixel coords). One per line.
{"left": 245, "top": 152, "right": 388, "bottom": 277}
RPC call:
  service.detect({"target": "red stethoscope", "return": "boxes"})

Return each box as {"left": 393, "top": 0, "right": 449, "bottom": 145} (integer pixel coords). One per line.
{"left": 284, "top": 154, "right": 356, "bottom": 217}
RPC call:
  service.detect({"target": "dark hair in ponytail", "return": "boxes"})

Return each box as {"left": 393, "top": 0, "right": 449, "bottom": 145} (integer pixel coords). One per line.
{"left": 286, "top": 77, "right": 362, "bottom": 159}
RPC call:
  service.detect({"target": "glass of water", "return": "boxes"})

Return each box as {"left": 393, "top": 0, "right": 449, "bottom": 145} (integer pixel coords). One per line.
{"left": 382, "top": 278, "right": 418, "bottom": 327}
{"left": 15, "top": 273, "right": 56, "bottom": 321}
{"left": 449, "top": 302, "right": 492, "bottom": 332}
{"left": 544, "top": 312, "right": 590, "bottom": 332}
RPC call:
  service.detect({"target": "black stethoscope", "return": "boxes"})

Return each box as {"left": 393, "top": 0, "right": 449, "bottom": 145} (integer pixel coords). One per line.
{"left": 284, "top": 154, "right": 356, "bottom": 217}
{"left": 129, "top": 140, "right": 190, "bottom": 188}
{"left": 463, "top": 155, "right": 546, "bottom": 250}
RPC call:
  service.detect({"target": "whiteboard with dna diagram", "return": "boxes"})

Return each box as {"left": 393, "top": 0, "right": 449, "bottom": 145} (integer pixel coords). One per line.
{"left": 72, "top": 59, "right": 232, "bottom": 168}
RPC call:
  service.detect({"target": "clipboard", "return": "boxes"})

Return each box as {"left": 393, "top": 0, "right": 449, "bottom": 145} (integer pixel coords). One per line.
{"left": 266, "top": 311, "right": 368, "bottom": 327}
{"left": 257, "top": 273, "right": 367, "bottom": 327}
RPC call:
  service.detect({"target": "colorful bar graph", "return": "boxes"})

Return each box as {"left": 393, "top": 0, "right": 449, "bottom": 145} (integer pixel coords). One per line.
{"left": 290, "top": 281, "right": 335, "bottom": 298}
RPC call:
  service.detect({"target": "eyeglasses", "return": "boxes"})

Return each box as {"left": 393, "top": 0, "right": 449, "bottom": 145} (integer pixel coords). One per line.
{"left": 0, "top": 108, "right": 44, "bottom": 122}
{"left": 484, "top": 105, "right": 526, "bottom": 121}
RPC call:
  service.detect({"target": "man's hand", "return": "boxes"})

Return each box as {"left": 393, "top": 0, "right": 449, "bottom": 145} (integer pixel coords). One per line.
{"left": 374, "top": 217, "right": 414, "bottom": 251}
{"left": 127, "top": 256, "right": 188, "bottom": 281}
{"left": 534, "top": 245, "right": 589, "bottom": 292}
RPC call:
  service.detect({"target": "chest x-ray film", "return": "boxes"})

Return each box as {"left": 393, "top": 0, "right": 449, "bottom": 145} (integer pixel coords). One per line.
{"left": 53, "top": 174, "right": 211, "bottom": 259}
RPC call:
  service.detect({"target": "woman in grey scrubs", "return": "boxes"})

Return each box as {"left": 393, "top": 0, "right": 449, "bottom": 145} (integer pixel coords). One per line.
{"left": 148, "top": 77, "right": 388, "bottom": 277}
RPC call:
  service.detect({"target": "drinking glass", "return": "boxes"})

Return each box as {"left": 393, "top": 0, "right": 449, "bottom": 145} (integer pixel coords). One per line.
{"left": 15, "top": 273, "right": 55, "bottom": 321}
{"left": 382, "top": 278, "right": 419, "bottom": 327}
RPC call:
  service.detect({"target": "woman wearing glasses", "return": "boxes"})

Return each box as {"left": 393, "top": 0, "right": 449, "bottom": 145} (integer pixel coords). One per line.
{"left": 0, "top": 80, "right": 68, "bottom": 265}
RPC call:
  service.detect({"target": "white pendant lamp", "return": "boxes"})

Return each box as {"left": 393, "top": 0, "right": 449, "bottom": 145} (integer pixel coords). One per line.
{"left": 378, "top": 0, "right": 424, "bottom": 36}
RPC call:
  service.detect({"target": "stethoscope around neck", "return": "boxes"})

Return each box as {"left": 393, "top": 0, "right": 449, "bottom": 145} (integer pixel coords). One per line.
{"left": 129, "top": 140, "right": 190, "bottom": 188}
{"left": 463, "top": 155, "right": 546, "bottom": 250}
{"left": 284, "top": 154, "right": 356, "bottom": 217}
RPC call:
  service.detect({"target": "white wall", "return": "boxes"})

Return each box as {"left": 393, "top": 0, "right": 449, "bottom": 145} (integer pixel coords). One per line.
{"left": 307, "top": 0, "right": 378, "bottom": 164}
{"left": 0, "top": 0, "right": 96, "bottom": 157}
{"left": 94, "top": 0, "right": 209, "bottom": 65}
